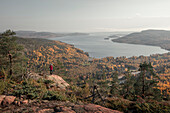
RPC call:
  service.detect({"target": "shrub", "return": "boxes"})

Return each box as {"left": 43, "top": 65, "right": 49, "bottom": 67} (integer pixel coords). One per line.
{"left": 12, "top": 79, "right": 46, "bottom": 99}
{"left": 0, "top": 68, "right": 15, "bottom": 95}
{"left": 42, "top": 90, "right": 67, "bottom": 101}
{"left": 0, "top": 79, "right": 6, "bottom": 95}
{"left": 131, "top": 102, "right": 170, "bottom": 113}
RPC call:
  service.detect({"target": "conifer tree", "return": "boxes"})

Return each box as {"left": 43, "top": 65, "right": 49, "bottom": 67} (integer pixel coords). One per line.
{"left": 110, "top": 71, "right": 120, "bottom": 96}
{"left": 102, "top": 69, "right": 106, "bottom": 80}
{"left": 134, "top": 62, "right": 161, "bottom": 100}
{"left": 0, "top": 30, "right": 27, "bottom": 77}
{"left": 121, "top": 68, "right": 135, "bottom": 99}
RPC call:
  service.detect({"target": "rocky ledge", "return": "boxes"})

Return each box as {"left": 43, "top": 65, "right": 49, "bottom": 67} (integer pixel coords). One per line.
{"left": 0, "top": 95, "right": 122, "bottom": 113}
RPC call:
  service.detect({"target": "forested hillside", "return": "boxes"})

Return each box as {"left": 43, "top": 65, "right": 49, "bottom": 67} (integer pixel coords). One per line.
{"left": 112, "top": 30, "right": 170, "bottom": 51}
{"left": 17, "top": 38, "right": 89, "bottom": 76}
{"left": 16, "top": 37, "right": 170, "bottom": 97}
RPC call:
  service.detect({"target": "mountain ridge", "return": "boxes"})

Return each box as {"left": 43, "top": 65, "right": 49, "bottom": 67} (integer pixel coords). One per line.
{"left": 15, "top": 30, "right": 89, "bottom": 38}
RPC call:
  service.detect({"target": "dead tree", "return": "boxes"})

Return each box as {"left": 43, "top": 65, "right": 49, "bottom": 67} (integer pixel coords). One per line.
{"left": 85, "top": 84, "right": 105, "bottom": 104}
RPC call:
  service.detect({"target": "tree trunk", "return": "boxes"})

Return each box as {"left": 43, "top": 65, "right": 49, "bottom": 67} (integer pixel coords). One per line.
{"left": 9, "top": 53, "right": 12, "bottom": 76}
{"left": 92, "top": 85, "right": 96, "bottom": 103}
{"left": 142, "top": 70, "right": 145, "bottom": 99}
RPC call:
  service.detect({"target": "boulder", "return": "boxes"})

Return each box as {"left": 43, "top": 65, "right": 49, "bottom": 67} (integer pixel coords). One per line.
{"left": 47, "top": 75, "right": 69, "bottom": 89}
{"left": 24, "top": 73, "right": 69, "bottom": 90}
{"left": 0, "top": 95, "right": 6, "bottom": 105}
{"left": 22, "top": 100, "right": 29, "bottom": 104}
{"left": 26, "top": 72, "right": 43, "bottom": 80}
{"left": 2, "top": 96, "right": 16, "bottom": 105}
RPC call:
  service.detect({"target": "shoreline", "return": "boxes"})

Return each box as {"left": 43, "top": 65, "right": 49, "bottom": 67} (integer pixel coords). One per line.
{"left": 112, "top": 40, "right": 170, "bottom": 51}
{"left": 47, "top": 36, "right": 169, "bottom": 59}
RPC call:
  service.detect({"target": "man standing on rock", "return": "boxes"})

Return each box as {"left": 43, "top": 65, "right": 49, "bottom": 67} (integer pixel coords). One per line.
{"left": 49, "top": 64, "right": 53, "bottom": 75}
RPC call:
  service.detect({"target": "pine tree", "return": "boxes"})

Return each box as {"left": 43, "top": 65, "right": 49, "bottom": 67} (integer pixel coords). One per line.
{"left": 110, "top": 71, "right": 120, "bottom": 96}
{"left": 0, "top": 30, "right": 27, "bottom": 77}
{"left": 122, "top": 68, "right": 135, "bottom": 99}
{"left": 102, "top": 69, "right": 106, "bottom": 80}
{"left": 134, "top": 62, "right": 161, "bottom": 100}
{"left": 54, "top": 59, "right": 66, "bottom": 76}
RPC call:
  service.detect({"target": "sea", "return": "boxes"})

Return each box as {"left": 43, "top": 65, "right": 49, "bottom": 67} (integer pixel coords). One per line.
{"left": 49, "top": 32, "right": 169, "bottom": 58}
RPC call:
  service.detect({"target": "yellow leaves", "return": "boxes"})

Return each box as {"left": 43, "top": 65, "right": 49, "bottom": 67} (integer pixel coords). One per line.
{"left": 66, "top": 47, "right": 71, "bottom": 52}
{"left": 33, "top": 50, "right": 43, "bottom": 57}
{"left": 48, "top": 48, "right": 54, "bottom": 52}
{"left": 37, "top": 52, "right": 42, "bottom": 56}
{"left": 53, "top": 45, "right": 60, "bottom": 50}
{"left": 152, "top": 65, "right": 157, "bottom": 68}
{"left": 125, "top": 68, "right": 128, "bottom": 71}
{"left": 113, "top": 65, "right": 117, "bottom": 67}
{"left": 157, "top": 74, "right": 170, "bottom": 95}
{"left": 66, "top": 47, "right": 76, "bottom": 54}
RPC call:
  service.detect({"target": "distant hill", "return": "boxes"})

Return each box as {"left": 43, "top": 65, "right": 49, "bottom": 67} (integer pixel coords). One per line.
{"left": 108, "top": 35, "right": 119, "bottom": 38}
{"left": 15, "top": 31, "right": 65, "bottom": 38}
{"left": 15, "top": 31, "right": 89, "bottom": 38}
{"left": 112, "top": 30, "right": 170, "bottom": 51}
{"left": 66, "top": 32, "right": 89, "bottom": 36}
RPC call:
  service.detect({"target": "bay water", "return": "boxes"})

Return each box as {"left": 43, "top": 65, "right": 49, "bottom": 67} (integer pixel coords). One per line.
{"left": 49, "top": 32, "right": 169, "bottom": 58}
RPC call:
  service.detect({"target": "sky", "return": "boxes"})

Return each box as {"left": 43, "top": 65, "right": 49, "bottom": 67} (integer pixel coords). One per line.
{"left": 0, "top": 0, "right": 170, "bottom": 32}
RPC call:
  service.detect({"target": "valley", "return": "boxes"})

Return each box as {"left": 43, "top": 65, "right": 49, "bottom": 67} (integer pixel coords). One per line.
{"left": 0, "top": 30, "right": 170, "bottom": 112}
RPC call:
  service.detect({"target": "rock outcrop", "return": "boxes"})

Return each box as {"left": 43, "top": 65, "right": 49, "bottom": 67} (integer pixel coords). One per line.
{"left": 25, "top": 72, "right": 69, "bottom": 89}
{"left": 0, "top": 95, "right": 6, "bottom": 105}
{"left": 2, "top": 96, "right": 16, "bottom": 105}
{"left": 47, "top": 75, "right": 69, "bottom": 89}
{"left": 0, "top": 97, "right": 122, "bottom": 113}
{"left": 0, "top": 95, "right": 29, "bottom": 107}
{"left": 26, "top": 72, "right": 43, "bottom": 80}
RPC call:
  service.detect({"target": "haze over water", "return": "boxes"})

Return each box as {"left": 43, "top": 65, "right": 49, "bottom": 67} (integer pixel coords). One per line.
{"left": 49, "top": 32, "right": 169, "bottom": 58}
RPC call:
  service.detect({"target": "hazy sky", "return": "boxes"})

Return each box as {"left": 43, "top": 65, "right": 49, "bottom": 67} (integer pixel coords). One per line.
{"left": 1, "top": 0, "right": 170, "bottom": 32}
